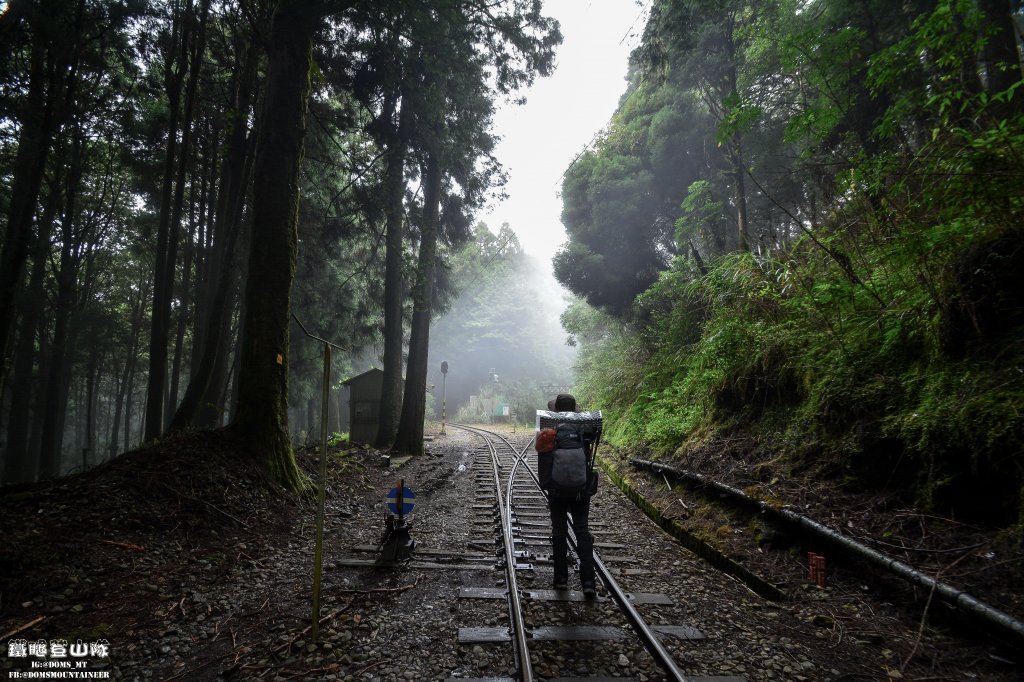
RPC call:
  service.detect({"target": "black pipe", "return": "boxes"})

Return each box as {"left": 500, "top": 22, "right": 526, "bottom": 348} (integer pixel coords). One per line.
{"left": 630, "top": 457, "right": 1024, "bottom": 649}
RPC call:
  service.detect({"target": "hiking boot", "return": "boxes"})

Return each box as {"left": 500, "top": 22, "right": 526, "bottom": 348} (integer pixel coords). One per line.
{"left": 581, "top": 582, "right": 597, "bottom": 599}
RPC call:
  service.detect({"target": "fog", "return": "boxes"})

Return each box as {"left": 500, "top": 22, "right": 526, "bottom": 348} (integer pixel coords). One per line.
{"left": 427, "top": 250, "right": 577, "bottom": 422}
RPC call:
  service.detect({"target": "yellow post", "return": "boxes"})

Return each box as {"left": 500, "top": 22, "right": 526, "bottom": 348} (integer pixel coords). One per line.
{"left": 440, "top": 361, "right": 448, "bottom": 435}
{"left": 311, "top": 344, "right": 331, "bottom": 642}
{"left": 441, "top": 373, "right": 447, "bottom": 435}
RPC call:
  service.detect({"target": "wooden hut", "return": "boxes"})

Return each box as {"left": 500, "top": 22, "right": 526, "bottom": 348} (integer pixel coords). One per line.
{"left": 342, "top": 368, "right": 384, "bottom": 444}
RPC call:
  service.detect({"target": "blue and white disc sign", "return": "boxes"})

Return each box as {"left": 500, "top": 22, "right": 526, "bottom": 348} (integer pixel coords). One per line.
{"left": 386, "top": 486, "right": 415, "bottom": 515}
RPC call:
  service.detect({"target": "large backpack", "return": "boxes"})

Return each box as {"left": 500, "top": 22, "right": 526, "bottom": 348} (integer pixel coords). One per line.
{"left": 546, "top": 422, "right": 591, "bottom": 497}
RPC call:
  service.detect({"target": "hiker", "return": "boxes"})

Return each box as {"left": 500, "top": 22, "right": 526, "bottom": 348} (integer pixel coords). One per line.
{"left": 537, "top": 393, "right": 598, "bottom": 598}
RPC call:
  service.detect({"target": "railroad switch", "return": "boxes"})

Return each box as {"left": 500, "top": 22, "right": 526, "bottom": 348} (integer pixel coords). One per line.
{"left": 378, "top": 479, "right": 416, "bottom": 564}
{"left": 378, "top": 513, "right": 415, "bottom": 563}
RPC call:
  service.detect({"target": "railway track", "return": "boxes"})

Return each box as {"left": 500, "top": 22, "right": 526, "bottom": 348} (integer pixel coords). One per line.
{"left": 449, "top": 423, "right": 746, "bottom": 682}
{"left": 324, "top": 423, "right": 1016, "bottom": 680}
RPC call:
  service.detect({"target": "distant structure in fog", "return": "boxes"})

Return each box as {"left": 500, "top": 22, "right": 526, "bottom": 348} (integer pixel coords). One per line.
{"left": 342, "top": 368, "right": 384, "bottom": 444}
{"left": 540, "top": 383, "right": 573, "bottom": 396}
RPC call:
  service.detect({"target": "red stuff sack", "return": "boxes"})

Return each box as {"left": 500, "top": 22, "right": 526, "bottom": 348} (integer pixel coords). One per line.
{"left": 535, "top": 428, "right": 557, "bottom": 454}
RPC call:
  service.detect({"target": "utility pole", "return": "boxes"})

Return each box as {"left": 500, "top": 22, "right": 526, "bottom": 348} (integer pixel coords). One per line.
{"left": 440, "top": 360, "right": 448, "bottom": 435}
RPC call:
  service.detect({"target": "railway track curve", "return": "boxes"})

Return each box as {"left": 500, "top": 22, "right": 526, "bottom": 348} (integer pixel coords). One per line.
{"left": 448, "top": 423, "right": 744, "bottom": 682}
{"left": 323, "top": 424, "right": 1015, "bottom": 680}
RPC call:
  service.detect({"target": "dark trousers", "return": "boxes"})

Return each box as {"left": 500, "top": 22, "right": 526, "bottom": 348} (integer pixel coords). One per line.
{"left": 549, "top": 494, "right": 594, "bottom": 585}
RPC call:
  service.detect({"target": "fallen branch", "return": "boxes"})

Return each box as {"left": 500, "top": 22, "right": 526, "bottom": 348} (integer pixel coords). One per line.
{"left": 1, "top": 615, "right": 45, "bottom": 639}
{"left": 664, "top": 498, "right": 689, "bottom": 514}
{"left": 336, "top": 581, "right": 417, "bottom": 595}
{"left": 157, "top": 482, "right": 249, "bottom": 528}
{"left": 157, "top": 655, "right": 221, "bottom": 682}
{"left": 271, "top": 602, "right": 352, "bottom": 658}
{"left": 238, "top": 550, "right": 265, "bottom": 567}
{"left": 862, "top": 537, "right": 985, "bottom": 556}
{"left": 901, "top": 551, "right": 972, "bottom": 674}
{"left": 100, "top": 539, "right": 146, "bottom": 552}
{"left": 283, "top": 663, "right": 339, "bottom": 679}
{"left": 353, "top": 660, "right": 385, "bottom": 677}
{"left": 902, "top": 574, "right": 939, "bottom": 675}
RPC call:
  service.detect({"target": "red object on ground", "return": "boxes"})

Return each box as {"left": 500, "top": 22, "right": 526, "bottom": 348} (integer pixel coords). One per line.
{"left": 808, "top": 552, "right": 827, "bottom": 587}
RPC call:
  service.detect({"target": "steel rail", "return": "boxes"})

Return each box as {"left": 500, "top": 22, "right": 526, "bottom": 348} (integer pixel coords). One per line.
{"left": 503, "top": 445, "right": 536, "bottom": 682}
{"left": 453, "top": 424, "right": 690, "bottom": 682}
{"left": 453, "top": 424, "right": 534, "bottom": 681}
{"left": 519, "top": 447, "right": 690, "bottom": 681}
{"left": 587, "top": 550, "right": 690, "bottom": 682}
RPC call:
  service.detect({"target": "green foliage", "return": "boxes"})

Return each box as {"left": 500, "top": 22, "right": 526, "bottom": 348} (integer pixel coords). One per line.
{"left": 566, "top": 0, "right": 1024, "bottom": 522}
{"left": 676, "top": 180, "right": 725, "bottom": 251}
{"left": 554, "top": 81, "right": 710, "bottom": 315}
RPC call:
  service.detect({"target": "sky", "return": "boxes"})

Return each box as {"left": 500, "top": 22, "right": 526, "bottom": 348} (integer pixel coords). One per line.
{"left": 479, "top": 0, "right": 647, "bottom": 259}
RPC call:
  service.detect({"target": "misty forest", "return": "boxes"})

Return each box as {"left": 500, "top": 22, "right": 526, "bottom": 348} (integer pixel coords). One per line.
{"left": 1, "top": 0, "right": 1024, "bottom": 678}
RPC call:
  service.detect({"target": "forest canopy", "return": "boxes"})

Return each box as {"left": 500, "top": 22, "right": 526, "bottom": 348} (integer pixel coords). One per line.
{"left": 557, "top": 0, "right": 1024, "bottom": 523}
{"left": 0, "top": 0, "right": 561, "bottom": 486}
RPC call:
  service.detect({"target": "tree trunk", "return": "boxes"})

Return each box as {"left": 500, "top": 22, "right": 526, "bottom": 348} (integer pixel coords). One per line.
{"left": 162, "top": 0, "right": 210, "bottom": 428}
{"left": 29, "top": 315, "right": 51, "bottom": 464}
{"left": 331, "top": 389, "right": 341, "bottom": 434}
{"left": 189, "top": 122, "right": 216, "bottom": 381}
{"left": 108, "top": 364, "right": 126, "bottom": 460}
{"left": 227, "top": 288, "right": 245, "bottom": 422}
{"left": 2, "top": 180, "right": 59, "bottom": 484}
{"left": 166, "top": 188, "right": 197, "bottom": 426}
{"left": 393, "top": 151, "right": 443, "bottom": 456}
{"left": 73, "top": 379, "right": 84, "bottom": 463}
{"left": 231, "top": 2, "right": 320, "bottom": 490}
{"left": 171, "top": 44, "right": 257, "bottom": 431}
{"left": 374, "top": 88, "right": 413, "bottom": 448}
{"left": 731, "top": 141, "right": 750, "bottom": 252}
{"left": 111, "top": 278, "right": 148, "bottom": 456}
{"left": 306, "top": 396, "right": 317, "bottom": 444}
{"left": 195, "top": 289, "right": 236, "bottom": 428}
{"left": 979, "top": 0, "right": 1023, "bottom": 119}
{"left": 143, "top": 23, "right": 186, "bottom": 440}
{"left": 725, "top": 59, "right": 749, "bottom": 253}
{"left": 123, "top": 363, "right": 136, "bottom": 451}
{"left": 83, "top": 346, "right": 101, "bottom": 469}
{"left": 38, "top": 131, "right": 85, "bottom": 478}
{"left": 688, "top": 238, "right": 709, "bottom": 277}
{"left": 100, "top": 370, "right": 114, "bottom": 461}
{"left": 0, "top": 29, "right": 57, "bottom": 392}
